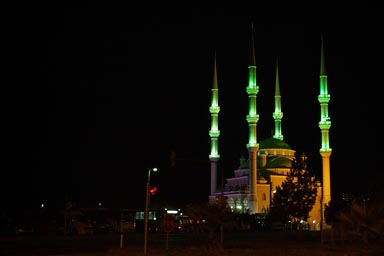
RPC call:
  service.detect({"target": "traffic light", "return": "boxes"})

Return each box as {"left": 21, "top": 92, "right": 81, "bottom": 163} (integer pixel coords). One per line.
{"left": 150, "top": 186, "right": 158, "bottom": 195}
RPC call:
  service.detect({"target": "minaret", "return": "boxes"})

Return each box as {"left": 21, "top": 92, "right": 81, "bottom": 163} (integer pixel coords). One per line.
{"left": 246, "top": 24, "right": 259, "bottom": 214}
{"left": 272, "top": 59, "right": 284, "bottom": 141}
{"left": 318, "top": 35, "right": 332, "bottom": 218}
{"left": 209, "top": 52, "right": 220, "bottom": 196}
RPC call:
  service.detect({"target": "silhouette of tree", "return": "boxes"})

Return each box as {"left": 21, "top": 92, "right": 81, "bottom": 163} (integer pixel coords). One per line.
{"left": 335, "top": 200, "right": 384, "bottom": 250}
{"left": 185, "top": 201, "right": 235, "bottom": 251}
{"left": 269, "top": 154, "right": 318, "bottom": 229}
{"left": 324, "top": 196, "right": 350, "bottom": 224}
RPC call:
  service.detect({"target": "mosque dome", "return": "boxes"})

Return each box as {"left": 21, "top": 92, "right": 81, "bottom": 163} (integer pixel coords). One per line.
{"left": 259, "top": 137, "right": 291, "bottom": 150}
{"left": 266, "top": 156, "right": 293, "bottom": 168}
{"left": 258, "top": 137, "right": 295, "bottom": 169}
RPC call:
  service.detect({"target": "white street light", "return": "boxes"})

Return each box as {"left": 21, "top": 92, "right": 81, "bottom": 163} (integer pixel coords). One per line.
{"left": 144, "top": 167, "right": 158, "bottom": 256}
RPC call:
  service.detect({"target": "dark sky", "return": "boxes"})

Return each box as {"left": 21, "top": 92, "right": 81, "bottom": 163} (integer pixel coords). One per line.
{"left": 7, "top": 10, "right": 384, "bottom": 212}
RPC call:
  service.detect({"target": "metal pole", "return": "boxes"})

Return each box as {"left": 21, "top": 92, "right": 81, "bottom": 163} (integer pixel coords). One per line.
{"left": 144, "top": 179, "right": 150, "bottom": 256}
{"left": 144, "top": 168, "right": 156, "bottom": 256}
{"left": 120, "top": 210, "right": 124, "bottom": 248}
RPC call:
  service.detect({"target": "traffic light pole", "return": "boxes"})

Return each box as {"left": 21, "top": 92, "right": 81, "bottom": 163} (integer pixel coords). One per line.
{"left": 144, "top": 180, "right": 150, "bottom": 256}
{"left": 144, "top": 168, "right": 157, "bottom": 256}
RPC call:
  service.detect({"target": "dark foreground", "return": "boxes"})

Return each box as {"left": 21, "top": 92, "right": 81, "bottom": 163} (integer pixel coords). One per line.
{"left": 1, "top": 231, "right": 383, "bottom": 256}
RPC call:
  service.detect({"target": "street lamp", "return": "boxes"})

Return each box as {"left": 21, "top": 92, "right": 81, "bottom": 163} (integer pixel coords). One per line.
{"left": 144, "top": 167, "right": 157, "bottom": 256}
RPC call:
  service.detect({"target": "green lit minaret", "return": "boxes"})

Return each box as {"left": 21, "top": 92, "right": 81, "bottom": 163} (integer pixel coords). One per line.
{"left": 272, "top": 60, "right": 284, "bottom": 141}
{"left": 209, "top": 52, "right": 220, "bottom": 196}
{"left": 246, "top": 24, "right": 259, "bottom": 213}
{"left": 318, "top": 35, "right": 332, "bottom": 219}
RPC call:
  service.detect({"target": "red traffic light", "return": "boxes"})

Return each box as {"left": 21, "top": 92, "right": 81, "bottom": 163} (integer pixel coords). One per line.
{"left": 150, "top": 187, "right": 158, "bottom": 195}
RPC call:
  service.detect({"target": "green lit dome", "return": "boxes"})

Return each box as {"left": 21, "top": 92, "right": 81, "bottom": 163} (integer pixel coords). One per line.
{"left": 266, "top": 157, "right": 293, "bottom": 168}
{"left": 259, "top": 137, "right": 291, "bottom": 150}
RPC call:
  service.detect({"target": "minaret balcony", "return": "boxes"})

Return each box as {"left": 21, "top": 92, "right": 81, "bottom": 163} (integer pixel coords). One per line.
{"left": 209, "top": 154, "right": 220, "bottom": 159}
{"left": 247, "top": 143, "right": 259, "bottom": 148}
{"left": 246, "top": 115, "right": 259, "bottom": 123}
{"left": 320, "top": 149, "right": 332, "bottom": 155}
{"left": 209, "top": 106, "right": 220, "bottom": 113}
{"left": 273, "top": 112, "right": 283, "bottom": 119}
{"left": 209, "top": 130, "right": 220, "bottom": 137}
{"left": 246, "top": 86, "right": 259, "bottom": 94}
{"left": 318, "top": 94, "right": 330, "bottom": 103}
{"left": 318, "top": 121, "right": 331, "bottom": 129}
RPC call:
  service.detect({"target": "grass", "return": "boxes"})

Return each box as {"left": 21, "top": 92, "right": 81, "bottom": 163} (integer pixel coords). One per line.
{"left": 4, "top": 230, "right": 382, "bottom": 255}
{"left": 102, "top": 231, "right": 384, "bottom": 256}
{"left": 104, "top": 245, "right": 382, "bottom": 256}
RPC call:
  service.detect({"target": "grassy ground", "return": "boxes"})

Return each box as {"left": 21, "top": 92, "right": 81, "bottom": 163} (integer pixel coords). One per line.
{"left": 55, "top": 247, "right": 384, "bottom": 256}
{"left": 3, "top": 231, "right": 383, "bottom": 255}
{"left": 104, "top": 244, "right": 383, "bottom": 256}
{"left": 103, "top": 231, "right": 383, "bottom": 256}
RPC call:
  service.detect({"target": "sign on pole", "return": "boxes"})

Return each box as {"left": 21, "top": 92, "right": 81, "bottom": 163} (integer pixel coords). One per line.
{"left": 163, "top": 214, "right": 174, "bottom": 250}
{"left": 163, "top": 214, "right": 174, "bottom": 233}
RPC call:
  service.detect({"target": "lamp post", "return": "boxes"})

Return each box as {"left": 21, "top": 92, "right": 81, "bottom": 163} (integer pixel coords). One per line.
{"left": 144, "top": 167, "right": 157, "bottom": 256}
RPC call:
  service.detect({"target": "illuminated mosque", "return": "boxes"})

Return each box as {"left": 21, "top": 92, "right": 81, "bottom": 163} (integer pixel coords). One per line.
{"left": 207, "top": 26, "right": 332, "bottom": 230}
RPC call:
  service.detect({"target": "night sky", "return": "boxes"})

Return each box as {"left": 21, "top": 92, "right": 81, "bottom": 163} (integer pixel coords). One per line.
{"left": 7, "top": 10, "right": 384, "bottom": 213}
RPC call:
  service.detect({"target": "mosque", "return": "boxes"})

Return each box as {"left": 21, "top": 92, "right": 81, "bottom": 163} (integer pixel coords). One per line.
{"left": 207, "top": 26, "right": 332, "bottom": 231}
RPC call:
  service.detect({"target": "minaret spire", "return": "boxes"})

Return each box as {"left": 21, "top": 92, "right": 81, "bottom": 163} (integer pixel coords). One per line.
{"left": 246, "top": 23, "right": 259, "bottom": 214}
{"left": 209, "top": 51, "right": 220, "bottom": 196}
{"left": 320, "top": 34, "right": 327, "bottom": 76}
{"left": 273, "top": 59, "right": 284, "bottom": 141}
{"left": 318, "top": 34, "right": 332, "bottom": 224}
